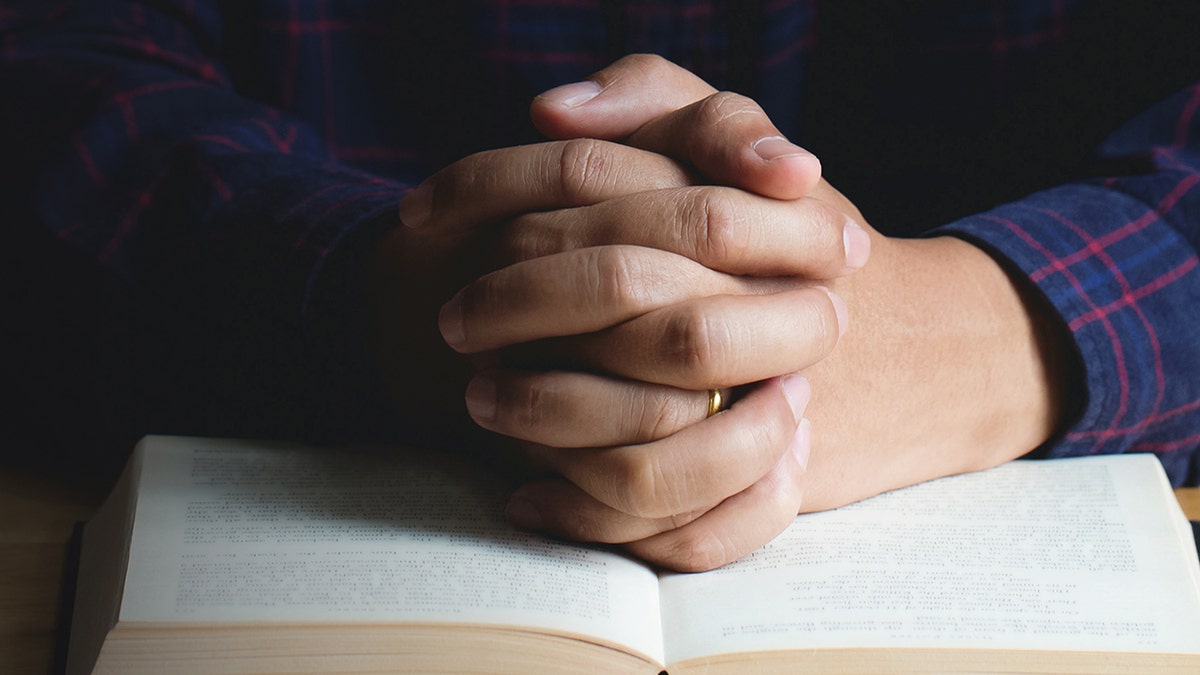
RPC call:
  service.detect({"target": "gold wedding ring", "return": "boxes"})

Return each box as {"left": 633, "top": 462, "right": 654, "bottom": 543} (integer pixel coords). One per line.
{"left": 707, "top": 389, "right": 727, "bottom": 418}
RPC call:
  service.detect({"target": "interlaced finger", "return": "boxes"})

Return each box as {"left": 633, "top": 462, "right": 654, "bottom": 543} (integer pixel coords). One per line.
{"left": 498, "top": 185, "right": 869, "bottom": 277}
{"left": 465, "top": 369, "right": 717, "bottom": 448}
{"left": 521, "top": 376, "right": 808, "bottom": 519}
{"left": 558, "top": 287, "right": 847, "bottom": 390}
{"left": 397, "top": 139, "right": 692, "bottom": 232}
{"left": 440, "top": 245, "right": 786, "bottom": 353}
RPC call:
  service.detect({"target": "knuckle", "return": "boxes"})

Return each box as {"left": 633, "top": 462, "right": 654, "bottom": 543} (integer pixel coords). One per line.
{"left": 610, "top": 452, "right": 674, "bottom": 518}
{"left": 684, "top": 188, "right": 751, "bottom": 269}
{"left": 750, "top": 407, "right": 792, "bottom": 462}
{"left": 512, "top": 379, "right": 551, "bottom": 434}
{"left": 663, "top": 307, "right": 730, "bottom": 386}
{"left": 471, "top": 273, "right": 502, "bottom": 318}
{"left": 635, "top": 389, "right": 692, "bottom": 442}
{"left": 733, "top": 409, "right": 773, "bottom": 452}
{"left": 558, "top": 138, "right": 612, "bottom": 204}
{"left": 620, "top": 53, "right": 676, "bottom": 80}
{"left": 805, "top": 198, "right": 850, "bottom": 260}
{"left": 497, "top": 213, "right": 557, "bottom": 265}
{"left": 663, "top": 530, "right": 734, "bottom": 573}
{"left": 562, "top": 508, "right": 617, "bottom": 544}
{"left": 584, "top": 247, "right": 652, "bottom": 313}
{"left": 693, "top": 91, "right": 760, "bottom": 129}
{"left": 445, "top": 148, "right": 498, "bottom": 195}
{"left": 709, "top": 400, "right": 789, "bottom": 480}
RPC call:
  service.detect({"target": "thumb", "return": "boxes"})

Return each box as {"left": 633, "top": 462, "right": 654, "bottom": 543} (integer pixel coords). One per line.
{"left": 531, "top": 53, "right": 716, "bottom": 140}
{"left": 531, "top": 54, "right": 820, "bottom": 201}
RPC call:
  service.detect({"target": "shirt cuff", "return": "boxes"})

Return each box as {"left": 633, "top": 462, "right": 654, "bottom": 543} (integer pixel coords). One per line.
{"left": 932, "top": 181, "right": 1200, "bottom": 483}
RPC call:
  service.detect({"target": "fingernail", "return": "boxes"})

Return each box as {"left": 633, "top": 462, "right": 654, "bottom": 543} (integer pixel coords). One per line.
{"left": 819, "top": 287, "right": 848, "bottom": 338}
{"left": 506, "top": 495, "right": 545, "bottom": 530}
{"left": 843, "top": 220, "right": 871, "bottom": 270}
{"left": 538, "top": 80, "right": 602, "bottom": 108}
{"left": 780, "top": 374, "right": 811, "bottom": 423}
{"left": 465, "top": 374, "right": 497, "bottom": 423}
{"left": 752, "top": 135, "right": 810, "bottom": 161}
{"left": 790, "top": 418, "right": 812, "bottom": 471}
{"left": 439, "top": 292, "right": 466, "bottom": 349}
{"left": 398, "top": 182, "right": 433, "bottom": 229}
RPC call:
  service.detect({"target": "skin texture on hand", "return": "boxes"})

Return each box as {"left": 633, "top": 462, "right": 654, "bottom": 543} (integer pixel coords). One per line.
{"left": 383, "top": 55, "right": 869, "bottom": 571}
{"left": 508, "top": 55, "right": 1079, "bottom": 568}
{"left": 529, "top": 54, "right": 822, "bottom": 202}
{"left": 385, "top": 54, "right": 1078, "bottom": 571}
{"left": 512, "top": 376, "right": 815, "bottom": 573}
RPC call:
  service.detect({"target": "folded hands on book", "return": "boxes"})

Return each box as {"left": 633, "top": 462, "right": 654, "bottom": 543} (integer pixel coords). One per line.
{"left": 374, "top": 55, "right": 1078, "bottom": 572}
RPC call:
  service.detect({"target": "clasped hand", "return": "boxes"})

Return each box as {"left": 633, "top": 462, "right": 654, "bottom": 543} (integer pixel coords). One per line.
{"left": 388, "top": 55, "right": 870, "bottom": 571}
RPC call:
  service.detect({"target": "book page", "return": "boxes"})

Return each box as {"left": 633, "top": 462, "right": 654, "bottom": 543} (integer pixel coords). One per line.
{"left": 119, "top": 436, "right": 665, "bottom": 665}
{"left": 659, "top": 455, "right": 1200, "bottom": 664}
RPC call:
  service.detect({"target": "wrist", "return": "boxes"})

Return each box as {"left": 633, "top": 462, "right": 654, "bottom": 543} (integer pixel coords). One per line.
{"left": 972, "top": 236, "right": 1085, "bottom": 454}
{"left": 800, "top": 234, "right": 1082, "bottom": 510}
{"left": 938, "top": 236, "right": 1081, "bottom": 461}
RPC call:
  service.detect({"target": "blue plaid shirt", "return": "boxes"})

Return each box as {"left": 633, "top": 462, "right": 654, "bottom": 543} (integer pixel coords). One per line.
{"left": 1, "top": 1, "right": 1197, "bottom": 483}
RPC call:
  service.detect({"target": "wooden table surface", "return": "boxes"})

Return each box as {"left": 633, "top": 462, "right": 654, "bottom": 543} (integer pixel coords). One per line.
{"left": 1181, "top": 488, "right": 1200, "bottom": 522}
{"left": 0, "top": 465, "right": 107, "bottom": 675}
{"left": 2, "top": 464, "right": 1198, "bottom": 675}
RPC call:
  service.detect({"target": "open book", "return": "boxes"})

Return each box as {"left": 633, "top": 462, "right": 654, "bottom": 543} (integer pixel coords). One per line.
{"left": 67, "top": 436, "right": 1200, "bottom": 674}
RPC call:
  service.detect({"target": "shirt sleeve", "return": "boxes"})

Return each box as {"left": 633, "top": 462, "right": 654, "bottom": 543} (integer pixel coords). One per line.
{"left": 0, "top": 1, "right": 407, "bottom": 440}
{"left": 935, "top": 81, "right": 1200, "bottom": 486}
